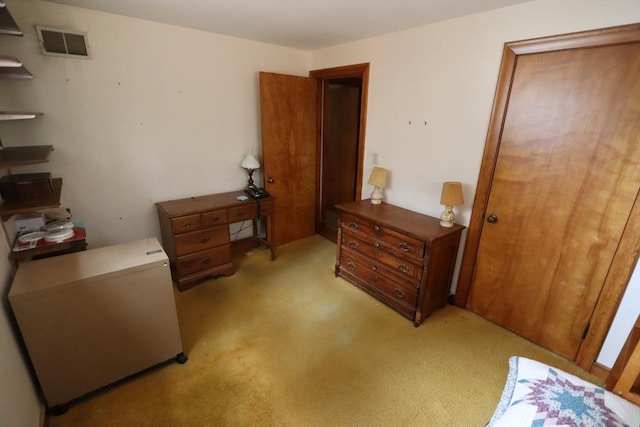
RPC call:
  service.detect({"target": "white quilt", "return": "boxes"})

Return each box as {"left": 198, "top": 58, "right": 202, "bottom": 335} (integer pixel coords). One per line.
{"left": 488, "top": 356, "right": 640, "bottom": 427}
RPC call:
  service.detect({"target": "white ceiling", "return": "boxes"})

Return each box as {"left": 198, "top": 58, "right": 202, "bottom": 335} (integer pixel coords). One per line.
{"left": 43, "top": 0, "right": 531, "bottom": 50}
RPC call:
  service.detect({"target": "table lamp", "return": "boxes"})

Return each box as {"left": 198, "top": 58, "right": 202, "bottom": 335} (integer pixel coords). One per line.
{"left": 240, "top": 152, "right": 260, "bottom": 190}
{"left": 368, "top": 167, "right": 388, "bottom": 205}
{"left": 439, "top": 181, "right": 463, "bottom": 227}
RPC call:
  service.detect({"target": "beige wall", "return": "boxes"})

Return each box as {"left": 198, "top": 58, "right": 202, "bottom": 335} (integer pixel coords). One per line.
{"left": 1, "top": 0, "right": 638, "bottom": 425}
{"left": 0, "top": 0, "right": 311, "bottom": 248}
{"left": 310, "top": 0, "right": 640, "bottom": 370}
{"left": 0, "top": 0, "right": 311, "bottom": 425}
{"left": 311, "top": 0, "right": 639, "bottom": 220}
{"left": 0, "top": 240, "right": 42, "bottom": 427}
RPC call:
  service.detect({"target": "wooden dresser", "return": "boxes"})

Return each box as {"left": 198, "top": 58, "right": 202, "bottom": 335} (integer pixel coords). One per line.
{"left": 335, "top": 199, "right": 464, "bottom": 326}
{"left": 156, "top": 191, "right": 275, "bottom": 291}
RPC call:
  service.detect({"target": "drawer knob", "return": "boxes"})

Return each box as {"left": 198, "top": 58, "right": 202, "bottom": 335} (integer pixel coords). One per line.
{"left": 372, "top": 266, "right": 377, "bottom": 271}
{"left": 183, "top": 221, "right": 193, "bottom": 228}
{"left": 347, "top": 262, "right": 356, "bottom": 271}
{"left": 348, "top": 222, "right": 358, "bottom": 230}
{"left": 374, "top": 225, "right": 381, "bottom": 232}
{"left": 398, "top": 264, "right": 409, "bottom": 273}
{"left": 394, "top": 288, "right": 406, "bottom": 298}
{"left": 374, "top": 242, "right": 380, "bottom": 248}
{"left": 202, "top": 257, "right": 212, "bottom": 265}
{"left": 349, "top": 240, "right": 358, "bottom": 249}
{"left": 199, "top": 237, "right": 210, "bottom": 244}
{"left": 398, "top": 242, "right": 411, "bottom": 252}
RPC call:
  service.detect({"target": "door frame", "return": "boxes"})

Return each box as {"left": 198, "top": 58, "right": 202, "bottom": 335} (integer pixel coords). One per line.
{"left": 453, "top": 23, "right": 640, "bottom": 373}
{"left": 309, "top": 63, "right": 370, "bottom": 234}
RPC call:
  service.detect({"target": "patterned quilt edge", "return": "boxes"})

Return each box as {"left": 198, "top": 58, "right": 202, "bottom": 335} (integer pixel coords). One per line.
{"left": 486, "top": 356, "right": 519, "bottom": 427}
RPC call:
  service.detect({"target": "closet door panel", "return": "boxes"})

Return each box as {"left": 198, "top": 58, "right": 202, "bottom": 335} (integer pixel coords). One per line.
{"left": 467, "top": 41, "right": 640, "bottom": 360}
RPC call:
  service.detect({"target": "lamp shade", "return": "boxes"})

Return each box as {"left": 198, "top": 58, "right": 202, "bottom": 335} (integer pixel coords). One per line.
{"left": 240, "top": 153, "right": 260, "bottom": 170}
{"left": 368, "top": 167, "right": 388, "bottom": 188}
{"left": 440, "top": 182, "right": 464, "bottom": 206}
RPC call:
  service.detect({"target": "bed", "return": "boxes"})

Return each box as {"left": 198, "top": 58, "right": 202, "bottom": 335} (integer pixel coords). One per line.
{"left": 488, "top": 356, "right": 640, "bottom": 427}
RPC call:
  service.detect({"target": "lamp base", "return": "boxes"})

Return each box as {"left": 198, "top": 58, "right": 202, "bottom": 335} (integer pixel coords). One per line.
{"left": 370, "top": 187, "right": 383, "bottom": 204}
{"left": 244, "top": 168, "right": 256, "bottom": 188}
{"left": 440, "top": 206, "right": 455, "bottom": 227}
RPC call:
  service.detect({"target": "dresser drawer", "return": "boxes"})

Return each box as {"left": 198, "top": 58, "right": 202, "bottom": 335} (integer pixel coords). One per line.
{"left": 341, "top": 231, "right": 377, "bottom": 259}
{"left": 341, "top": 228, "right": 422, "bottom": 281}
{"left": 377, "top": 251, "right": 422, "bottom": 280}
{"left": 175, "top": 246, "right": 231, "bottom": 277}
{"left": 228, "top": 205, "right": 256, "bottom": 222}
{"left": 201, "top": 209, "right": 227, "bottom": 228}
{"left": 174, "top": 226, "right": 229, "bottom": 256}
{"left": 339, "top": 249, "right": 416, "bottom": 319}
{"left": 373, "top": 269, "right": 419, "bottom": 317}
{"left": 170, "top": 214, "right": 201, "bottom": 234}
{"left": 339, "top": 249, "right": 376, "bottom": 284}
{"left": 341, "top": 213, "right": 425, "bottom": 258}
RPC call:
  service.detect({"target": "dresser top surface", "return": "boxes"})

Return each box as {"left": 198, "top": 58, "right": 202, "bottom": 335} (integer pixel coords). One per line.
{"left": 336, "top": 199, "right": 464, "bottom": 241}
{"left": 156, "top": 190, "right": 273, "bottom": 217}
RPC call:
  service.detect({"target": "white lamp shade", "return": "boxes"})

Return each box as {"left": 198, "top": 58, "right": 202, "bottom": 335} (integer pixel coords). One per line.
{"left": 240, "top": 154, "right": 260, "bottom": 170}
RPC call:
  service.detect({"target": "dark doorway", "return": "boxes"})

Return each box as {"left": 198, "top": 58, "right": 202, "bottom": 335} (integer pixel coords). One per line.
{"left": 319, "top": 78, "right": 361, "bottom": 241}
{"left": 311, "top": 64, "right": 369, "bottom": 243}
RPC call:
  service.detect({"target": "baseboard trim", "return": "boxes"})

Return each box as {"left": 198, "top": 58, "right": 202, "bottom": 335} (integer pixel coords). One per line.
{"left": 41, "top": 399, "right": 48, "bottom": 427}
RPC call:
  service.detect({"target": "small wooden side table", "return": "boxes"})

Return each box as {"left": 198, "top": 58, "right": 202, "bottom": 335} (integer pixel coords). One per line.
{"left": 156, "top": 190, "right": 276, "bottom": 290}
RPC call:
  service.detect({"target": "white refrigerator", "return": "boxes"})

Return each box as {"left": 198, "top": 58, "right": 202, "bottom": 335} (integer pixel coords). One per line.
{"left": 9, "top": 238, "right": 186, "bottom": 413}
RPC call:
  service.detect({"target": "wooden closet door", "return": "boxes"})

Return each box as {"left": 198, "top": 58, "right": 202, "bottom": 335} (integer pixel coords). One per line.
{"left": 466, "top": 33, "right": 640, "bottom": 360}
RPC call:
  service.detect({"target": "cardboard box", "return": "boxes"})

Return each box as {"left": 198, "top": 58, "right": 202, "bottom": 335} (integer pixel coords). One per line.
{"left": 15, "top": 212, "right": 46, "bottom": 232}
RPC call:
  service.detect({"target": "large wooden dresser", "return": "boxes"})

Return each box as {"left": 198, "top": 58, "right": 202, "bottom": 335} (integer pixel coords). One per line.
{"left": 156, "top": 191, "right": 275, "bottom": 291}
{"left": 335, "top": 199, "right": 464, "bottom": 326}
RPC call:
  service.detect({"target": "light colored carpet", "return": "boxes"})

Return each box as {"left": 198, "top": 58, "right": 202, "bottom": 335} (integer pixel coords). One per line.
{"left": 49, "top": 234, "right": 600, "bottom": 427}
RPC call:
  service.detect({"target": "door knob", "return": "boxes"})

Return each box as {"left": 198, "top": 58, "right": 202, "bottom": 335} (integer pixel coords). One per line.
{"left": 487, "top": 214, "right": 498, "bottom": 223}
{"left": 267, "top": 177, "right": 274, "bottom": 183}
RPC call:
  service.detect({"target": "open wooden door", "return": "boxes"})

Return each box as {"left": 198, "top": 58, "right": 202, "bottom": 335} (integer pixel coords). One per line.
{"left": 259, "top": 72, "right": 317, "bottom": 246}
{"left": 455, "top": 24, "right": 640, "bottom": 367}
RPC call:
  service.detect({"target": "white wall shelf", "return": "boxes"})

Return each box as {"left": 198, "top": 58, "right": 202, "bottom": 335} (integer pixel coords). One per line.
{"left": 0, "top": 3, "right": 23, "bottom": 36}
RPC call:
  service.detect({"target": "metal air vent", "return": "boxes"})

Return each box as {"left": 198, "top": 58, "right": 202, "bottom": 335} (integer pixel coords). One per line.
{"left": 36, "top": 25, "right": 90, "bottom": 59}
